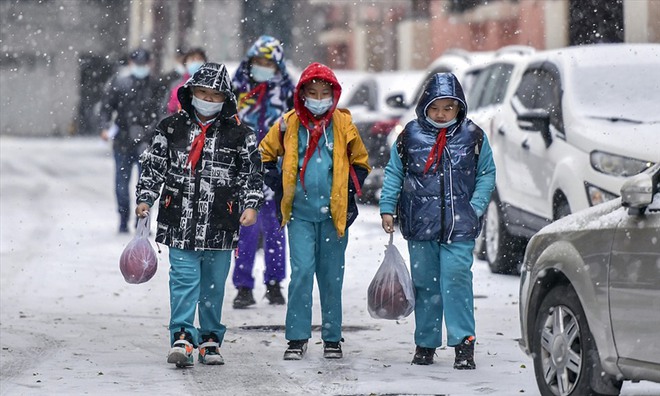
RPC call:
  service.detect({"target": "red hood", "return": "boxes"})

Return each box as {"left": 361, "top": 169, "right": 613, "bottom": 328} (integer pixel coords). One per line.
{"left": 294, "top": 62, "right": 342, "bottom": 130}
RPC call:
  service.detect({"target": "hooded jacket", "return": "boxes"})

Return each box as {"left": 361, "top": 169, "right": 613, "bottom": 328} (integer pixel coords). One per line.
{"left": 232, "top": 35, "right": 294, "bottom": 141}
{"left": 259, "top": 63, "right": 371, "bottom": 237}
{"left": 136, "top": 63, "right": 264, "bottom": 250}
{"left": 386, "top": 72, "right": 496, "bottom": 242}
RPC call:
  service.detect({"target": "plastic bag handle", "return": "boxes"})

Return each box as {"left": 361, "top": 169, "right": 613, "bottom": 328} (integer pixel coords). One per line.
{"left": 388, "top": 232, "right": 394, "bottom": 246}
{"left": 136, "top": 214, "right": 151, "bottom": 238}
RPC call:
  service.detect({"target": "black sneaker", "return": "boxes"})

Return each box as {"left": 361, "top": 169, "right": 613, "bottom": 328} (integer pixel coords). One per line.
{"left": 323, "top": 340, "right": 343, "bottom": 359}
{"left": 283, "top": 340, "right": 308, "bottom": 360}
{"left": 265, "top": 281, "right": 285, "bottom": 305}
{"left": 233, "top": 287, "right": 256, "bottom": 309}
{"left": 454, "top": 336, "right": 476, "bottom": 370}
{"left": 411, "top": 346, "right": 436, "bottom": 365}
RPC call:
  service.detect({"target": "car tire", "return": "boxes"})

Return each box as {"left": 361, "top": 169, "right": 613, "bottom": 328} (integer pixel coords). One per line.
{"left": 532, "top": 285, "right": 623, "bottom": 396}
{"left": 483, "top": 194, "right": 525, "bottom": 274}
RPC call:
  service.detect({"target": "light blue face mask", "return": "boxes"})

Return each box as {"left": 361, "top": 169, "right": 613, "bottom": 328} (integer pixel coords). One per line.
{"left": 131, "top": 65, "right": 150, "bottom": 79}
{"left": 192, "top": 96, "right": 224, "bottom": 117}
{"left": 304, "top": 97, "right": 333, "bottom": 116}
{"left": 186, "top": 61, "right": 204, "bottom": 76}
{"left": 426, "top": 117, "right": 457, "bottom": 129}
{"left": 251, "top": 64, "right": 276, "bottom": 82}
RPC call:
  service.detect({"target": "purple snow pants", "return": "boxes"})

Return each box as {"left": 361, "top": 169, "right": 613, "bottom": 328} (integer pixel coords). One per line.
{"left": 232, "top": 199, "right": 287, "bottom": 289}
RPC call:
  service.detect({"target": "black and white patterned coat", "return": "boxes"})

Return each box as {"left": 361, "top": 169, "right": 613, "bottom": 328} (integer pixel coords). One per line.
{"left": 136, "top": 63, "right": 264, "bottom": 250}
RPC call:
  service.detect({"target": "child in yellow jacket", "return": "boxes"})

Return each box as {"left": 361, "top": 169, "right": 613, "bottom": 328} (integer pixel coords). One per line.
{"left": 259, "top": 62, "right": 370, "bottom": 360}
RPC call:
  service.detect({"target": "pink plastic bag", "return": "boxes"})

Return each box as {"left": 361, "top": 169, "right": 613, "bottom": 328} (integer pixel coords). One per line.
{"left": 367, "top": 234, "right": 415, "bottom": 320}
{"left": 119, "top": 215, "right": 157, "bottom": 284}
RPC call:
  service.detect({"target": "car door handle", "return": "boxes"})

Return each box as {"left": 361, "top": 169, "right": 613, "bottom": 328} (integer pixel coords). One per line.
{"left": 521, "top": 139, "right": 530, "bottom": 150}
{"left": 497, "top": 127, "right": 506, "bottom": 136}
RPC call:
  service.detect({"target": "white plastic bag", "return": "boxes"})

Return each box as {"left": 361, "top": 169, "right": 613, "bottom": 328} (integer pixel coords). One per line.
{"left": 119, "top": 215, "right": 157, "bottom": 284}
{"left": 367, "top": 234, "right": 415, "bottom": 320}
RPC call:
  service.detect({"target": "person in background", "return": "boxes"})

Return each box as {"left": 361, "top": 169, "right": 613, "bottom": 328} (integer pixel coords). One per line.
{"left": 161, "top": 47, "right": 186, "bottom": 89}
{"left": 379, "top": 72, "right": 496, "bottom": 369}
{"left": 166, "top": 47, "right": 208, "bottom": 114}
{"left": 135, "top": 62, "right": 264, "bottom": 367}
{"left": 230, "top": 35, "right": 295, "bottom": 309}
{"left": 99, "top": 48, "right": 167, "bottom": 233}
{"left": 259, "top": 62, "right": 370, "bottom": 361}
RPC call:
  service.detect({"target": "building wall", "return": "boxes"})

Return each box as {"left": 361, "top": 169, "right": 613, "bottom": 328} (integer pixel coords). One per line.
{"left": 0, "top": 0, "right": 129, "bottom": 136}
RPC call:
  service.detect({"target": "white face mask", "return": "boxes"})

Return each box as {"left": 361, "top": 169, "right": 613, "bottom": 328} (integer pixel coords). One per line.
{"left": 251, "top": 64, "right": 276, "bottom": 82}
{"left": 426, "top": 117, "right": 457, "bottom": 129}
{"left": 192, "top": 96, "right": 224, "bottom": 117}
{"left": 131, "top": 65, "right": 150, "bottom": 79}
{"left": 304, "top": 97, "right": 333, "bottom": 116}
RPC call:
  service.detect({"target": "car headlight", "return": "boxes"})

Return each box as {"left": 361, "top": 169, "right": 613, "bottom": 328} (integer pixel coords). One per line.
{"left": 590, "top": 151, "right": 653, "bottom": 177}
{"left": 585, "top": 183, "right": 618, "bottom": 206}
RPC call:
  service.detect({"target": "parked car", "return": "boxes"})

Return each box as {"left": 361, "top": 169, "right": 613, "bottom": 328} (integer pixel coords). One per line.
{"left": 342, "top": 70, "right": 425, "bottom": 203}
{"left": 519, "top": 162, "right": 660, "bottom": 396}
{"left": 484, "top": 43, "right": 660, "bottom": 274}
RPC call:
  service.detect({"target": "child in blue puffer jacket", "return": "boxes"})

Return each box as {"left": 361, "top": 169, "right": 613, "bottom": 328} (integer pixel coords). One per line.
{"left": 379, "top": 72, "right": 496, "bottom": 369}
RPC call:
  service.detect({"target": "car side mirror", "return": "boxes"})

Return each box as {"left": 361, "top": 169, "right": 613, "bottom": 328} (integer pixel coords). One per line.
{"left": 386, "top": 93, "right": 408, "bottom": 109}
{"left": 516, "top": 109, "right": 552, "bottom": 148}
{"left": 621, "top": 164, "right": 660, "bottom": 215}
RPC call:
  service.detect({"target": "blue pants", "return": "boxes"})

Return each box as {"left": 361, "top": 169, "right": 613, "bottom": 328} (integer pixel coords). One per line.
{"left": 113, "top": 149, "right": 140, "bottom": 228}
{"left": 233, "top": 200, "right": 286, "bottom": 289}
{"left": 285, "top": 218, "right": 347, "bottom": 342}
{"left": 168, "top": 247, "right": 232, "bottom": 346}
{"left": 408, "top": 240, "right": 475, "bottom": 348}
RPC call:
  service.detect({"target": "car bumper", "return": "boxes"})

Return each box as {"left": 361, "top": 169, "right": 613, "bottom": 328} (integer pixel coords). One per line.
{"left": 518, "top": 266, "right": 532, "bottom": 356}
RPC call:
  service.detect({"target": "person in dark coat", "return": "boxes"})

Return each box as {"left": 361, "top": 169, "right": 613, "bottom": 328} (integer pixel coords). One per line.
{"left": 135, "top": 62, "right": 264, "bottom": 367}
{"left": 379, "top": 72, "right": 496, "bottom": 369}
{"left": 99, "top": 48, "right": 167, "bottom": 233}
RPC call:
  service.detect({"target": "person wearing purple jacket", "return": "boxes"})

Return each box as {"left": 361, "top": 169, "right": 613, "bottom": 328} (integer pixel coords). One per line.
{"left": 230, "top": 35, "right": 295, "bottom": 308}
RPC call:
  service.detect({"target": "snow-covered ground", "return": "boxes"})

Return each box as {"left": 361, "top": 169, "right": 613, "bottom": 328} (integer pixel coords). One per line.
{"left": 1, "top": 136, "right": 658, "bottom": 396}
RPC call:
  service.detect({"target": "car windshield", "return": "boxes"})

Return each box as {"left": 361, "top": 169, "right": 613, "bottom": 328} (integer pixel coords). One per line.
{"left": 573, "top": 63, "right": 660, "bottom": 124}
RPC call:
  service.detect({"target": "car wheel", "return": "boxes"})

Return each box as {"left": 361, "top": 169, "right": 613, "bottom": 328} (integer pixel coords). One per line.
{"left": 483, "top": 195, "right": 525, "bottom": 274}
{"left": 532, "top": 285, "right": 622, "bottom": 396}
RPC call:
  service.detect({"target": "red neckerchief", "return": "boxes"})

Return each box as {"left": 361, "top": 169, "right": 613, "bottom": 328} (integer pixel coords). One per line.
{"left": 299, "top": 119, "right": 327, "bottom": 192}
{"left": 238, "top": 82, "right": 268, "bottom": 108}
{"left": 423, "top": 128, "right": 447, "bottom": 174}
{"left": 187, "top": 121, "right": 212, "bottom": 174}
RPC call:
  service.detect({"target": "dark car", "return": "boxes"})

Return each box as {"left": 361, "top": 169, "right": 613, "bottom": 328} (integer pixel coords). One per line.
{"left": 519, "top": 163, "right": 660, "bottom": 395}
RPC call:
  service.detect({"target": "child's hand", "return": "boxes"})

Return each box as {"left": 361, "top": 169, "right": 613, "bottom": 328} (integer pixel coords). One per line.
{"left": 381, "top": 214, "right": 395, "bottom": 233}
{"left": 240, "top": 208, "right": 258, "bottom": 226}
{"left": 135, "top": 202, "right": 151, "bottom": 218}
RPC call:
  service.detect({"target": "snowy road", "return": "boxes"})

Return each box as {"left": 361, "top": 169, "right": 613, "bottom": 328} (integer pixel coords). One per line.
{"left": 1, "top": 137, "right": 658, "bottom": 396}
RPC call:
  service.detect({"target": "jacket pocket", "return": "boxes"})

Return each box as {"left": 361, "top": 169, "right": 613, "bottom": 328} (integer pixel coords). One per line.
{"left": 158, "top": 184, "right": 183, "bottom": 227}
{"left": 210, "top": 190, "right": 241, "bottom": 234}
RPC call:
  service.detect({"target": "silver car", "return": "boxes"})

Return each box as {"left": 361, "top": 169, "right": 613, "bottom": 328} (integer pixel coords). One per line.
{"left": 519, "top": 163, "right": 660, "bottom": 396}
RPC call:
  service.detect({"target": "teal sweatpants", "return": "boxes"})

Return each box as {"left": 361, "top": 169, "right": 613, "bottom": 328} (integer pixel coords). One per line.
{"left": 285, "top": 218, "right": 348, "bottom": 342}
{"left": 408, "top": 240, "right": 475, "bottom": 348}
{"left": 168, "top": 247, "right": 232, "bottom": 347}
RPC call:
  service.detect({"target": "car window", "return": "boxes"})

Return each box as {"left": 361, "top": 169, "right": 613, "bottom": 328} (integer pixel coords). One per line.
{"left": 514, "top": 69, "right": 541, "bottom": 109}
{"left": 467, "top": 66, "right": 492, "bottom": 110}
{"left": 481, "top": 63, "right": 514, "bottom": 107}
{"left": 533, "top": 69, "right": 564, "bottom": 134}
{"left": 347, "top": 81, "right": 373, "bottom": 109}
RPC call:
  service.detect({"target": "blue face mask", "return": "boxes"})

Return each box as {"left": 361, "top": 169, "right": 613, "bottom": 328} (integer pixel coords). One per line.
{"left": 186, "top": 61, "right": 204, "bottom": 76}
{"left": 251, "top": 64, "right": 276, "bottom": 82}
{"left": 131, "top": 65, "right": 150, "bottom": 79}
{"left": 304, "top": 97, "right": 333, "bottom": 116}
{"left": 192, "top": 96, "right": 224, "bottom": 117}
{"left": 426, "top": 117, "right": 457, "bottom": 129}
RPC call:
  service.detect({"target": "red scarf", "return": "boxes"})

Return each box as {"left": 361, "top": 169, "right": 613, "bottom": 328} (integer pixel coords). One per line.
{"left": 423, "top": 128, "right": 447, "bottom": 174}
{"left": 187, "top": 122, "right": 212, "bottom": 174}
{"left": 238, "top": 82, "right": 268, "bottom": 108}
{"left": 299, "top": 119, "right": 327, "bottom": 192}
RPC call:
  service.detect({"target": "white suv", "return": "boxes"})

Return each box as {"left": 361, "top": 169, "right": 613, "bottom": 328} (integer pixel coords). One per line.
{"left": 484, "top": 43, "right": 660, "bottom": 274}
